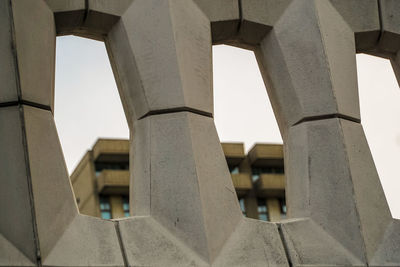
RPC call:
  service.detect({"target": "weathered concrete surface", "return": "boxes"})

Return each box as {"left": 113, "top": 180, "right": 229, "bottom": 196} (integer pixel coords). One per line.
{"left": 0, "top": 234, "right": 35, "bottom": 267}
{"left": 377, "top": 0, "right": 400, "bottom": 54}
{"left": 238, "top": 0, "right": 291, "bottom": 46}
{"left": 280, "top": 218, "right": 365, "bottom": 266}
{"left": 130, "top": 112, "right": 242, "bottom": 263}
{"left": 11, "top": 0, "right": 56, "bottom": 110}
{"left": 45, "top": 0, "right": 85, "bottom": 36}
{"left": 370, "top": 219, "right": 400, "bottom": 266}
{"left": 194, "top": 0, "right": 239, "bottom": 44}
{"left": 213, "top": 218, "right": 289, "bottom": 266}
{"left": 107, "top": 0, "right": 212, "bottom": 122}
{"left": 285, "top": 118, "right": 367, "bottom": 262}
{"left": 0, "top": 1, "right": 18, "bottom": 104}
{"left": 329, "top": 0, "right": 380, "bottom": 52}
{"left": 256, "top": 0, "right": 360, "bottom": 138}
{"left": 118, "top": 216, "right": 209, "bottom": 266}
{"left": 22, "top": 105, "right": 124, "bottom": 266}
{"left": 0, "top": 106, "right": 37, "bottom": 266}
{"left": 284, "top": 117, "right": 398, "bottom": 266}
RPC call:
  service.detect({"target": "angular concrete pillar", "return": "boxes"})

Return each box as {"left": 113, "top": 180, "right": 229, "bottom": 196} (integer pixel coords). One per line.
{"left": 266, "top": 198, "right": 281, "bottom": 222}
{"left": 0, "top": 106, "right": 37, "bottom": 266}
{"left": 126, "top": 112, "right": 242, "bottom": 262}
{"left": 193, "top": 0, "right": 240, "bottom": 44}
{"left": 2, "top": 0, "right": 399, "bottom": 266}
{"left": 329, "top": 0, "right": 380, "bottom": 52}
{"left": 256, "top": 0, "right": 360, "bottom": 138}
{"left": 379, "top": 0, "right": 400, "bottom": 87}
{"left": 0, "top": 1, "right": 126, "bottom": 265}
{"left": 283, "top": 118, "right": 394, "bottom": 265}
{"left": 121, "top": 111, "right": 289, "bottom": 265}
{"left": 0, "top": 0, "right": 55, "bottom": 111}
{"left": 17, "top": 105, "right": 125, "bottom": 266}
{"left": 106, "top": 0, "right": 213, "bottom": 123}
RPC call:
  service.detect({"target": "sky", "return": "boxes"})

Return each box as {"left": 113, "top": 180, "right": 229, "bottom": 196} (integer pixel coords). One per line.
{"left": 54, "top": 36, "right": 400, "bottom": 219}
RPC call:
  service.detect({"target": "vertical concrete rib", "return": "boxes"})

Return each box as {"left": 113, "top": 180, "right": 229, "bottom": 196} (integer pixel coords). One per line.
{"left": 277, "top": 224, "right": 293, "bottom": 267}
{"left": 114, "top": 221, "right": 128, "bottom": 267}
{"left": 18, "top": 105, "right": 42, "bottom": 266}
{"left": 377, "top": 0, "right": 384, "bottom": 45}
{"left": 9, "top": 0, "right": 41, "bottom": 264}
{"left": 237, "top": 0, "right": 243, "bottom": 31}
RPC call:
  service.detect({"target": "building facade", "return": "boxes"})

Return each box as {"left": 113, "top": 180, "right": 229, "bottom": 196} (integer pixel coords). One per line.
{"left": 71, "top": 139, "right": 287, "bottom": 222}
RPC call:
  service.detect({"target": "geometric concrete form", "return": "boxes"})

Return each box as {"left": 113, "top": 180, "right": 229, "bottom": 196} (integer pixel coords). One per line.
{"left": 284, "top": 118, "right": 392, "bottom": 265}
{"left": 279, "top": 218, "right": 366, "bottom": 266}
{"left": 213, "top": 218, "right": 289, "bottom": 266}
{"left": 1, "top": 0, "right": 400, "bottom": 266}
{"left": 9, "top": 0, "right": 56, "bottom": 111}
{"left": 107, "top": 0, "right": 213, "bottom": 121}
{"left": 239, "top": 0, "right": 292, "bottom": 46}
{"left": 0, "top": 1, "right": 18, "bottom": 104}
{"left": 0, "top": 106, "right": 37, "bottom": 266}
{"left": 0, "top": 105, "right": 124, "bottom": 266}
{"left": 22, "top": 105, "right": 125, "bottom": 266}
{"left": 329, "top": 0, "right": 380, "bottom": 52}
{"left": 376, "top": 0, "right": 400, "bottom": 54}
{"left": 194, "top": 0, "right": 240, "bottom": 44}
{"left": 256, "top": 0, "right": 360, "bottom": 137}
{"left": 129, "top": 112, "right": 243, "bottom": 262}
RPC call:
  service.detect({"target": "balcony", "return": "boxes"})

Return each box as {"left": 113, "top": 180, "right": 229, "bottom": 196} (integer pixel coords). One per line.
{"left": 231, "top": 173, "right": 252, "bottom": 197}
{"left": 247, "top": 144, "right": 284, "bottom": 167}
{"left": 255, "top": 173, "right": 285, "bottom": 197}
{"left": 92, "top": 139, "right": 130, "bottom": 163}
{"left": 97, "top": 170, "right": 129, "bottom": 195}
{"left": 221, "top": 143, "right": 245, "bottom": 166}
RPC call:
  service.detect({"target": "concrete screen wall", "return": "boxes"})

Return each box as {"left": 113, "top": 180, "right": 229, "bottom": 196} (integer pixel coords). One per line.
{"left": 1, "top": 0, "right": 399, "bottom": 266}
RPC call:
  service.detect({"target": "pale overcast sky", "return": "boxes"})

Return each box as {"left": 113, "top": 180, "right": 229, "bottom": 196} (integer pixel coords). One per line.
{"left": 54, "top": 36, "right": 400, "bottom": 219}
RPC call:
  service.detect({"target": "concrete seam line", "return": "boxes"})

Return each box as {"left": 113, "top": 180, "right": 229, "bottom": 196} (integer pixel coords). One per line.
{"left": 114, "top": 221, "right": 129, "bottom": 267}
{"left": 82, "top": 0, "right": 89, "bottom": 25}
{"left": 138, "top": 107, "right": 213, "bottom": 120}
{"left": 0, "top": 101, "right": 51, "bottom": 112}
{"left": 377, "top": 0, "right": 384, "bottom": 47}
{"left": 277, "top": 223, "right": 293, "bottom": 267}
{"left": 9, "top": 1, "right": 42, "bottom": 265}
{"left": 18, "top": 105, "right": 42, "bottom": 266}
{"left": 8, "top": 0, "right": 22, "bottom": 101}
{"left": 292, "top": 114, "right": 361, "bottom": 126}
{"left": 237, "top": 0, "right": 243, "bottom": 32}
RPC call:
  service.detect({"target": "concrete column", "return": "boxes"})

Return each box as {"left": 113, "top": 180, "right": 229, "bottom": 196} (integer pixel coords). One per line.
{"left": 0, "top": 1, "right": 126, "bottom": 266}
{"left": 266, "top": 198, "right": 281, "bottom": 222}
{"left": 255, "top": 1, "right": 396, "bottom": 265}
{"left": 244, "top": 196, "right": 258, "bottom": 219}
{"left": 110, "top": 196, "right": 124, "bottom": 219}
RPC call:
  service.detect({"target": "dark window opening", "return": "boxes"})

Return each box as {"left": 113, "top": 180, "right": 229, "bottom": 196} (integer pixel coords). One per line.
{"left": 251, "top": 166, "right": 284, "bottom": 182}
{"left": 123, "top": 196, "right": 130, "bottom": 217}
{"left": 280, "top": 198, "right": 287, "bottom": 219}
{"left": 257, "top": 198, "right": 268, "bottom": 221}
{"left": 99, "top": 196, "right": 111, "bottom": 219}
{"left": 238, "top": 197, "right": 246, "bottom": 216}
{"left": 95, "top": 161, "right": 129, "bottom": 177}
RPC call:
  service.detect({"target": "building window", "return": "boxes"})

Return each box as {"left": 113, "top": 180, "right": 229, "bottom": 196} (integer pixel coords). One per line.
{"left": 229, "top": 166, "right": 239, "bottom": 174}
{"left": 251, "top": 166, "right": 284, "bottom": 182}
{"left": 122, "top": 196, "right": 130, "bottom": 217}
{"left": 257, "top": 198, "right": 268, "bottom": 221}
{"left": 100, "top": 196, "right": 111, "bottom": 219}
{"left": 238, "top": 197, "right": 246, "bottom": 215}
{"left": 95, "top": 162, "right": 129, "bottom": 178}
{"left": 280, "top": 199, "right": 287, "bottom": 219}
